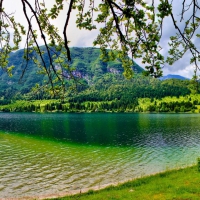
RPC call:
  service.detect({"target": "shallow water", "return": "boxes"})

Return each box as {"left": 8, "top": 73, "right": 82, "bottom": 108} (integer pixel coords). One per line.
{"left": 0, "top": 113, "right": 200, "bottom": 198}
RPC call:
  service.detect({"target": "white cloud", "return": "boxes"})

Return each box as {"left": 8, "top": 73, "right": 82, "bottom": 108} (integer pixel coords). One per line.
{"left": 4, "top": 0, "right": 98, "bottom": 47}
{"left": 163, "top": 64, "right": 196, "bottom": 79}
{"left": 55, "top": 8, "right": 98, "bottom": 47}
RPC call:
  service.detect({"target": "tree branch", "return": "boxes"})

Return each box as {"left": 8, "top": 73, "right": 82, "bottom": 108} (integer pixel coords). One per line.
{"left": 63, "top": 0, "right": 74, "bottom": 62}
{"left": 106, "top": 0, "right": 126, "bottom": 44}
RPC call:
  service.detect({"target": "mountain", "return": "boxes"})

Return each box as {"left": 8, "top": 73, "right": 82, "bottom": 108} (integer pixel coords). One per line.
{"left": 0, "top": 46, "right": 195, "bottom": 103}
{"left": 0, "top": 47, "right": 144, "bottom": 99}
{"left": 159, "top": 74, "right": 189, "bottom": 81}
{"left": 69, "top": 47, "right": 144, "bottom": 77}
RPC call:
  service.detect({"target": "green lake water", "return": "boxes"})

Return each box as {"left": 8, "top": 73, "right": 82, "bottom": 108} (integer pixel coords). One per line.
{"left": 0, "top": 113, "right": 200, "bottom": 198}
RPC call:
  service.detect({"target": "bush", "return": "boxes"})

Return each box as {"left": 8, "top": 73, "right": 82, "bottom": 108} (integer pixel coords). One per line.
{"left": 174, "top": 106, "right": 180, "bottom": 113}
{"left": 198, "top": 158, "right": 200, "bottom": 172}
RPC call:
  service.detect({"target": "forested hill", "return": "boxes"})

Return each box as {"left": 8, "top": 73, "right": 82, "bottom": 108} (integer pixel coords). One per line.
{"left": 0, "top": 46, "right": 195, "bottom": 104}
{"left": 0, "top": 47, "right": 143, "bottom": 99}
{"left": 68, "top": 76, "right": 191, "bottom": 103}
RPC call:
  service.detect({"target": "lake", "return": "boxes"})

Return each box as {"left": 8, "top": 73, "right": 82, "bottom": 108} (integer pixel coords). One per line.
{"left": 0, "top": 113, "right": 200, "bottom": 198}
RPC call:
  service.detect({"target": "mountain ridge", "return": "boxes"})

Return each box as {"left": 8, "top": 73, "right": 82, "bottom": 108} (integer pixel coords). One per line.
{"left": 160, "top": 74, "right": 189, "bottom": 80}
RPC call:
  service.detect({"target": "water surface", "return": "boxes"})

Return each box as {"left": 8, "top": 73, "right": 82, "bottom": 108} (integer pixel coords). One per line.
{"left": 0, "top": 113, "right": 200, "bottom": 198}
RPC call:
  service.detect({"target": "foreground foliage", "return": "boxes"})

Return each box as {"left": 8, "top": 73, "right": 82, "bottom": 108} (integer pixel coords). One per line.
{"left": 1, "top": 0, "right": 200, "bottom": 83}
{"left": 51, "top": 165, "right": 200, "bottom": 200}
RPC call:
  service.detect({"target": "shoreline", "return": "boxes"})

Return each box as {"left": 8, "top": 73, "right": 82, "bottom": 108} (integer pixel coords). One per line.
{"left": 2, "top": 165, "right": 195, "bottom": 200}
{"left": 0, "top": 110, "right": 198, "bottom": 114}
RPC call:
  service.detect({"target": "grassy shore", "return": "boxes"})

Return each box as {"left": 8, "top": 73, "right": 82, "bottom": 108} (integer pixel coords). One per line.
{"left": 50, "top": 165, "right": 200, "bottom": 200}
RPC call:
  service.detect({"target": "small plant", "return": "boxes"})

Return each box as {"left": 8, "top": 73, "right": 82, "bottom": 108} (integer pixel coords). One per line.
{"left": 87, "top": 189, "right": 95, "bottom": 195}
{"left": 197, "top": 157, "right": 200, "bottom": 172}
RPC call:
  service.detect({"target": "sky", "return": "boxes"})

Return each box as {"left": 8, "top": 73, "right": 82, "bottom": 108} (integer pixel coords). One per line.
{"left": 3, "top": 0, "right": 200, "bottom": 79}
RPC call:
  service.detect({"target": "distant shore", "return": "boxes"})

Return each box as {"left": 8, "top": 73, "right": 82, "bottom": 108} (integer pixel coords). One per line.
{"left": 1, "top": 94, "right": 200, "bottom": 113}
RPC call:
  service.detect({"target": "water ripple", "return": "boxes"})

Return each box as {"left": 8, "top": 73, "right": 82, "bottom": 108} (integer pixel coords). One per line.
{"left": 0, "top": 113, "right": 200, "bottom": 198}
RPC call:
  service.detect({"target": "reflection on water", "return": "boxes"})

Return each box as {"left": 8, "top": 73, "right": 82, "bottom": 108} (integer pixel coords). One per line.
{"left": 0, "top": 113, "right": 200, "bottom": 198}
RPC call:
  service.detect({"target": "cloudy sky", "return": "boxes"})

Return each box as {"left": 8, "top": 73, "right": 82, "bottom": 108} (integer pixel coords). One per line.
{"left": 3, "top": 0, "right": 200, "bottom": 79}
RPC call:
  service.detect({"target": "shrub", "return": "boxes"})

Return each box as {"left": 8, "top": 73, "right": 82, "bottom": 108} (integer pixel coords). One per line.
{"left": 198, "top": 158, "right": 200, "bottom": 172}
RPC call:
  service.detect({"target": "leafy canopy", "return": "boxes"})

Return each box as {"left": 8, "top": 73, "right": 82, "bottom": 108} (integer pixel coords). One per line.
{"left": 0, "top": 0, "right": 200, "bottom": 95}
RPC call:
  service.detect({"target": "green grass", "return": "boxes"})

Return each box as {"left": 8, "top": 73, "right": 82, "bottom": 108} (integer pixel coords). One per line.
{"left": 50, "top": 165, "right": 200, "bottom": 200}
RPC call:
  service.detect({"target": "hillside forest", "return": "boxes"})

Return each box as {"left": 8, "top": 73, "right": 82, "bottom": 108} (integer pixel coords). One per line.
{"left": 0, "top": 47, "right": 200, "bottom": 113}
